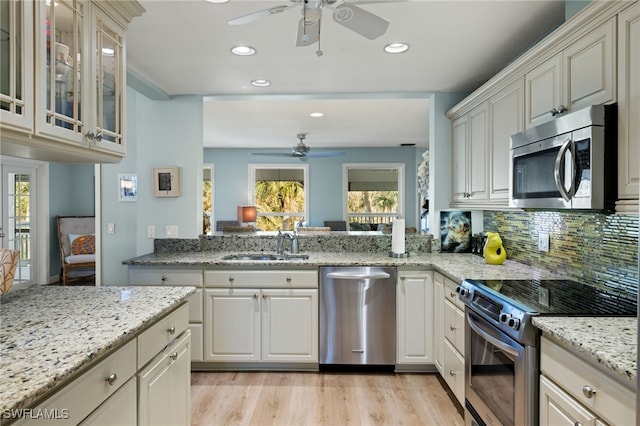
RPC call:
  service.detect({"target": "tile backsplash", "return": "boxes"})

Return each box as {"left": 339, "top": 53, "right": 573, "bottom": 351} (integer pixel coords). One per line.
{"left": 484, "top": 210, "right": 639, "bottom": 298}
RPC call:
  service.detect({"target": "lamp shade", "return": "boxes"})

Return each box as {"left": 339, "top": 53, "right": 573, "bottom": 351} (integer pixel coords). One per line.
{"left": 238, "top": 205, "right": 257, "bottom": 222}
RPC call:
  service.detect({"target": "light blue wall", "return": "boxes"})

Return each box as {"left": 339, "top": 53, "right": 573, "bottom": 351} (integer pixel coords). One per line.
{"left": 48, "top": 163, "right": 95, "bottom": 278}
{"left": 204, "top": 147, "right": 423, "bottom": 228}
{"left": 565, "top": 1, "right": 590, "bottom": 19}
{"left": 100, "top": 88, "right": 203, "bottom": 285}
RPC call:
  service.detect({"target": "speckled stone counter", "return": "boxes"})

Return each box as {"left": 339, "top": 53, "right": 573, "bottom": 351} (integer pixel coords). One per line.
{"left": 533, "top": 317, "right": 637, "bottom": 388}
{"left": 123, "top": 251, "right": 557, "bottom": 283}
{"left": 0, "top": 285, "right": 195, "bottom": 414}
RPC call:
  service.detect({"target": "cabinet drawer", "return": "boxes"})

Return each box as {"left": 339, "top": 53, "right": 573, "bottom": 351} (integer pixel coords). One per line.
{"left": 205, "top": 270, "right": 318, "bottom": 288}
{"left": 129, "top": 267, "right": 203, "bottom": 286}
{"left": 137, "top": 303, "right": 189, "bottom": 369}
{"left": 540, "top": 336, "right": 635, "bottom": 426}
{"left": 443, "top": 339, "right": 465, "bottom": 406}
{"left": 443, "top": 299, "right": 465, "bottom": 354}
{"left": 443, "top": 277, "right": 464, "bottom": 310}
{"left": 15, "top": 339, "right": 136, "bottom": 426}
{"left": 79, "top": 376, "right": 137, "bottom": 426}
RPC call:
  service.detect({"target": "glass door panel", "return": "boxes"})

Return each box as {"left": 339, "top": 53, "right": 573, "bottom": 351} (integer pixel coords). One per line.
{"left": 95, "top": 14, "right": 123, "bottom": 145}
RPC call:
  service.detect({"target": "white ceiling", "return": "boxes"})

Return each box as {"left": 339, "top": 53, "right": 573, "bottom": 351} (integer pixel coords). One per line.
{"left": 125, "top": 0, "right": 567, "bottom": 150}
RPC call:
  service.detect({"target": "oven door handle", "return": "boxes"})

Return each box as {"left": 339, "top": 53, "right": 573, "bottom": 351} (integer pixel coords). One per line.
{"left": 554, "top": 137, "right": 574, "bottom": 202}
{"left": 467, "top": 312, "right": 521, "bottom": 358}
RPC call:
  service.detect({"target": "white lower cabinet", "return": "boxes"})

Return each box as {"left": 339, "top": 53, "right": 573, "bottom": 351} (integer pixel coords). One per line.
{"left": 138, "top": 330, "right": 191, "bottom": 426}
{"left": 540, "top": 336, "right": 635, "bottom": 426}
{"left": 396, "top": 270, "right": 434, "bottom": 365}
{"left": 203, "top": 269, "right": 319, "bottom": 365}
{"left": 80, "top": 377, "right": 137, "bottom": 426}
{"left": 433, "top": 272, "right": 444, "bottom": 374}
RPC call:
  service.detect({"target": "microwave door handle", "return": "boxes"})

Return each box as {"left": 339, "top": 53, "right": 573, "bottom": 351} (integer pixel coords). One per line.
{"left": 554, "top": 138, "right": 573, "bottom": 202}
{"left": 466, "top": 312, "right": 520, "bottom": 358}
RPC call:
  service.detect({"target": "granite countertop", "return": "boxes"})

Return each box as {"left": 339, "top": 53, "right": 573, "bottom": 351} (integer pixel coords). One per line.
{"left": 533, "top": 316, "right": 637, "bottom": 387}
{"left": 0, "top": 285, "right": 196, "bottom": 414}
{"left": 123, "top": 251, "right": 557, "bottom": 283}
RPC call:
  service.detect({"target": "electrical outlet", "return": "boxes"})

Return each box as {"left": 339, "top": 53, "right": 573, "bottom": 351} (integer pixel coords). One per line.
{"left": 538, "top": 232, "right": 549, "bottom": 252}
{"left": 147, "top": 225, "right": 155, "bottom": 239}
{"left": 538, "top": 287, "right": 550, "bottom": 307}
{"left": 166, "top": 225, "right": 179, "bottom": 238}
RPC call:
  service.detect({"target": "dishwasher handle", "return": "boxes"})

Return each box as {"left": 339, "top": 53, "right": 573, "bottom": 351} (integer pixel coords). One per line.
{"left": 325, "top": 271, "right": 391, "bottom": 280}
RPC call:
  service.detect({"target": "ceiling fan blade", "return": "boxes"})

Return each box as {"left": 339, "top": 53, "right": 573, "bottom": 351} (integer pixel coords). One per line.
{"left": 342, "top": 0, "right": 407, "bottom": 4}
{"left": 332, "top": 4, "right": 389, "bottom": 40}
{"left": 305, "top": 151, "right": 346, "bottom": 158}
{"left": 228, "top": 4, "right": 296, "bottom": 25}
{"left": 296, "top": 17, "right": 320, "bottom": 46}
{"left": 250, "top": 152, "right": 297, "bottom": 157}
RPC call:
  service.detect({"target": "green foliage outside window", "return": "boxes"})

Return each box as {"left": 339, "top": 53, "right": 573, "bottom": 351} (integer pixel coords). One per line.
{"left": 255, "top": 180, "right": 304, "bottom": 231}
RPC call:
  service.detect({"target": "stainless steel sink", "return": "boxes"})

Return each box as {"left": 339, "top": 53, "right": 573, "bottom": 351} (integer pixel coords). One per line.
{"left": 222, "top": 253, "right": 309, "bottom": 261}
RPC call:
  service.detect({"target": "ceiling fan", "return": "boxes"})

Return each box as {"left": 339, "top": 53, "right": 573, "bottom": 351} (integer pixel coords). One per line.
{"left": 250, "top": 134, "right": 345, "bottom": 161}
{"left": 228, "top": 0, "right": 398, "bottom": 55}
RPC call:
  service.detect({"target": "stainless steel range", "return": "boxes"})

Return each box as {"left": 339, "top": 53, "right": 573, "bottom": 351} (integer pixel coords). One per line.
{"left": 457, "top": 278, "right": 637, "bottom": 426}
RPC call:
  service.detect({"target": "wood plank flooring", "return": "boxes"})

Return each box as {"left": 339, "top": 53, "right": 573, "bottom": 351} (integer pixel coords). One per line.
{"left": 191, "top": 371, "right": 464, "bottom": 426}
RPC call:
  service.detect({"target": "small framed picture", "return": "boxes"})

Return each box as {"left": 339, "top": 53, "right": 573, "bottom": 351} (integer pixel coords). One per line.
{"left": 440, "top": 210, "right": 472, "bottom": 253}
{"left": 118, "top": 174, "right": 137, "bottom": 202}
{"left": 152, "top": 167, "right": 180, "bottom": 197}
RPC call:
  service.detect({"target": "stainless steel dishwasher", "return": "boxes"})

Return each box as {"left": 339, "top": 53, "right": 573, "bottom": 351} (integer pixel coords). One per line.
{"left": 319, "top": 266, "right": 396, "bottom": 365}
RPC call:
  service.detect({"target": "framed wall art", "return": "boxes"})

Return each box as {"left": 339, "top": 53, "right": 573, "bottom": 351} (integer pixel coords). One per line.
{"left": 152, "top": 167, "right": 181, "bottom": 197}
{"left": 118, "top": 174, "right": 137, "bottom": 202}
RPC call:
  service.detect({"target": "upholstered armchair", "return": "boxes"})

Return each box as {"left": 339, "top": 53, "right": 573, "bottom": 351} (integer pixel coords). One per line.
{"left": 57, "top": 216, "right": 96, "bottom": 285}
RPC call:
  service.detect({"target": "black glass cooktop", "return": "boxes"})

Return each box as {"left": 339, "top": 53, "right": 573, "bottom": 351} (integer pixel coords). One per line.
{"left": 465, "top": 279, "right": 637, "bottom": 316}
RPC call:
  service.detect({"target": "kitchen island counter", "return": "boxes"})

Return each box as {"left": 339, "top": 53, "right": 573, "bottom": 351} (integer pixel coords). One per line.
{"left": 123, "top": 251, "right": 557, "bottom": 282}
{"left": 533, "top": 316, "right": 637, "bottom": 387}
{"left": 0, "top": 285, "right": 195, "bottom": 416}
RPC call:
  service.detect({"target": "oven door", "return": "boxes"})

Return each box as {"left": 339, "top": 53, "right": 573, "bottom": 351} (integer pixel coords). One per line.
{"left": 464, "top": 310, "right": 536, "bottom": 426}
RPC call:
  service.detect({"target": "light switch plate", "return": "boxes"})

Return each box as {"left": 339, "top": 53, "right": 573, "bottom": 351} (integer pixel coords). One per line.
{"left": 147, "top": 225, "right": 155, "bottom": 239}
{"left": 107, "top": 223, "right": 115, "bottom": 234}
{"left": 166, "top": 225, "right": 179, "bottom": 238}
{"left": 538, "top": 233, "right": 549, "bottom": 252}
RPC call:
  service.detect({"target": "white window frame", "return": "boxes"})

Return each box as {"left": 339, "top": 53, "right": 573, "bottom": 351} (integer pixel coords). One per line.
{"left": 342, "top": 163, "right": 405, "bottom": 224}
{"left": 249, "top": 164, "right": 309, "bottom": 226}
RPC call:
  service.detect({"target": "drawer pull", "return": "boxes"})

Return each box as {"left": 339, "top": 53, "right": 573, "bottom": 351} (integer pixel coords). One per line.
{"left": 286, "top": 277, "right": 292, "bottom": 283}
{"left": 106, "top": 373, "right": 118, "bottom": 386}
{"left": 449, "top": 370, "right": 458, "bottom": 376}
{"left": 450, "top": 291, "right": 457, "bottom": 298}
{"left": 161, "top": 275, "right": 167, "bottom": 282}
{"left": 449, "top": 324, "right": 456, "bottom": 331}
{"left": 167, "top": 326, "right": 176, "bottom": 335}
{"left": 253, "top": 293, "right": 258, "bottom": 299}
{"left": 170, "top": 352, "right": 178, "bottom": 361}
{"left": 228, "top": 276, "right": 234, "bottom": 283}
{"left": 582, "top": 385, "right": 596, "bottom": 398}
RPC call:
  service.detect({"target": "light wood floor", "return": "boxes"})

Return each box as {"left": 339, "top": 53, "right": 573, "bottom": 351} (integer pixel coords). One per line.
{"left": 191, "top": 371, "right": 464, "bottom": 426}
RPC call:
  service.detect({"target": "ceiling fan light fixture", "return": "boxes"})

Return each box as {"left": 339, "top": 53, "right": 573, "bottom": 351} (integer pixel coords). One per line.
{"left": 384, "top": 42, "right": 409, "bottom": 54}
{"left": 334, "top": 7, "right": 354, "bottom": 23}
{"left": 231, "top": 45, "right": 256, "bottom": 56}
{"left": 251, "top": 79, "right": 271, "bottom": 87}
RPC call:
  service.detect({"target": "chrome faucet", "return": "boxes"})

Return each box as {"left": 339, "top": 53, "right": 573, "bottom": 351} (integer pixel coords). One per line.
{"left": 276, "top": 229, "right": 299, "bottom": 254}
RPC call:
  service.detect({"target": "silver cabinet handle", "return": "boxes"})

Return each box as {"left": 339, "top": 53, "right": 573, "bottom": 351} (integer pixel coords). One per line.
{"left": 94, "top": 131, "right": 102, "bottom": 142}
{"left": 449, "top": 370, "right": 458, "bottom": 376}
{"left": 170, "top": 352, "right": 178, "bottom": 361}
{"left": 286, "top": 277, "right": 292, "bottom": 283}
{"left": 262, "top": 294, "right": 267, "bottom": 299}
{"left": 582, "top": 385, "right": 596, "bottom": 398}
{"left": 450, "top": 291, "right": 457, "bottom": 298}
{"left": 161, "top": 275, "right": 167, "bottom": 282}
{"left": 167, "top": 326, "right": 176, "bottom": 335}
{"left": 450, "top": 324, "right": 456, "bottom": 331}
{"left": 253, "top": 293, "right": 258, "bottom": 299}
{"left": 228, "top": 276, "right": 234, "bottom": 283}
{"left": 86, "top": 131, "right": 95, "bottom": 140}
{"left": 106, "top": 373, "right": 117, "bottom": 386}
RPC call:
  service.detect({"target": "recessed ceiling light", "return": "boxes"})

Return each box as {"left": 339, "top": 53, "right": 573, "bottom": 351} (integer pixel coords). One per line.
{"left": 310, "top": 112, "right": 324, "bottom": 118}
{"left": 384, "top": 43, "right": 409, "bottom": 54}
{"left": 203, "top": 0, "right": 229, "bottom": 3}
{"left": 251, "top": 79, "right": 271, "bottom": 87}
{"left": 231, "top": 46, "right": 256, "bottom": 56}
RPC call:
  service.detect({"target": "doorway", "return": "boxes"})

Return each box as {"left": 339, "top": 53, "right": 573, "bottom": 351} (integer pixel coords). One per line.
{"left": 0, "top": 157, "right": 49, "bottom": 286}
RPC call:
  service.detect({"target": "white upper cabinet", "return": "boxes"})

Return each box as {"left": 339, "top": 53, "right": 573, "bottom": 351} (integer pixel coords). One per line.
{"left": 616, "top": 2, "right": 640, "bottom": 212}
{"left": 1, "top": 0, "right": 142, "bottom": 163}
{"left": 525, "top": 17, "right": 616, "bottom": 127}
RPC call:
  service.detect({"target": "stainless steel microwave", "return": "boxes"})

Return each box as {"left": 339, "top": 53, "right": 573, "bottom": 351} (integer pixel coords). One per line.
{"left": 509, "top": 105, "right": 616, "bottom": 210}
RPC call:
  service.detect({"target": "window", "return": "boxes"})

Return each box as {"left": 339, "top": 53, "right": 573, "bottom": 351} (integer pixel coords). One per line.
{"left": 250, "top": 165, "right": 308, "bottom": 231}
{"left": 202, "top": 165, "right": 213, "bottom": 234}
{"left": 343, "top": 164, "right": 404, "bottom": 230}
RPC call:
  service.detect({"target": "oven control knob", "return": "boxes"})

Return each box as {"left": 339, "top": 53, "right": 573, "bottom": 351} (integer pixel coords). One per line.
{"left": 455, "top": 286, "right": 469, "bottom": 298}
{"left": 499, "top": 313, "right": 511, "bottom": 323}
{"left": 507, "top": 317, "right": 520, "bottom": 330}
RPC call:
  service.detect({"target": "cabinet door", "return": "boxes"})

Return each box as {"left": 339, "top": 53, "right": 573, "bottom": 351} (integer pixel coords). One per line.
{"left": 34, "top": 0, "right": 88, "bottom": 144}
{"left": 262, "top": 289, "right": 318, "bottom": 362}
{"left": 563, "top": 18, "right": 615, "bottom": 112}
{"left": 433, "top": 273, "right": 444, "bottom": 374}
{"left": 540, "top": 375, "right": 598, "bottom": 426}
{"left": 90, "top": 6, "right": 126, "bottom": 155}
{"left": 80, "top": 377, "right": 136, "bottom": 426}
{"left": 0, "top": 0, "right": 34, "bottom": 132}
{"left": 396, "top": 272, "right": 434, "bottom": 364}
{"left": 489, "top": 78, "right": 524, "bottom": 202}
{"left": 444, "top": 299, "right": 464, "bottom": 355}
{"left": 452, "top": 115, "right": 469, "bottom": 202}
{"left": 203, "top": 288, "right": 260, "bottom": 362}
{"left": 468, "top": 102, "right": 489, "bottom": 202}
{"left": 525, "top": 54, "right": 562, "bottom": 127}
{"left": 617, "top": 2, "right": 640, "bottom": 205}
{"left": 138, "top": 331, "right": 191, "bottom": 426}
